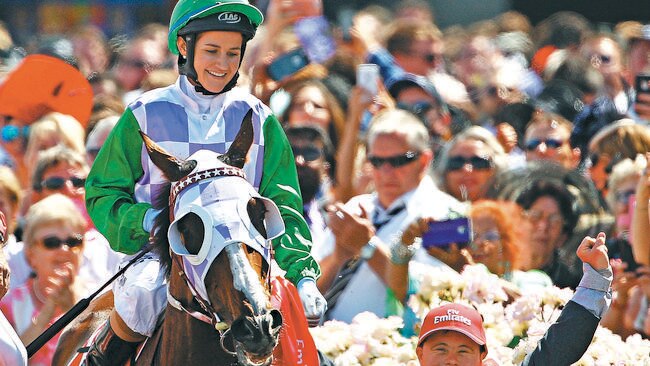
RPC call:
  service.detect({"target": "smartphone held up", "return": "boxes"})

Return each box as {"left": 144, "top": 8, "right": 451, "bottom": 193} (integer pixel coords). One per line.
{"left": 356, "top": 63, "right": 380, "bottom": 95}
{"left": 267, "top": 48, "right": 310, "bottom": 82}
{"left": 421, "top": 217, "right": 473, "bottom": 251}
{"left": 635, "top": 73, "right": 650, "bottom": 103}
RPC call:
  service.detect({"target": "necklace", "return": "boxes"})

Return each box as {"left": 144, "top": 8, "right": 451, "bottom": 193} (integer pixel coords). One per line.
{"left": 32, "top": 280, "right": 48, "bottom": 304}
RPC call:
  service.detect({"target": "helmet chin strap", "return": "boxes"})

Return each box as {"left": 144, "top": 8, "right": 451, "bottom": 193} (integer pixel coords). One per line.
{"left": 178, "top": 34, "right": 247, "bottom": 96}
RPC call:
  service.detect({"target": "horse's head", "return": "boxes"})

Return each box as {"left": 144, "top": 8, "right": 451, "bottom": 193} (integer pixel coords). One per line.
{"left": 141, "top": 109, "right": 283, "bottom": 366}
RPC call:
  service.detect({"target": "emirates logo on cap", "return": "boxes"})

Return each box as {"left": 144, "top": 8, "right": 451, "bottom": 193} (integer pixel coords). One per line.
{"left": 434, "top": 309, "right": 472, "bottom": 326}
{"left": 218, "top": 12, "right": 241, "bottom": 23}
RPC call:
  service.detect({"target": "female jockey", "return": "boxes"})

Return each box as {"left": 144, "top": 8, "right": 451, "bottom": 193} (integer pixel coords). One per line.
{"left": 83, "top": 1, "right": 326, "bottom": 364}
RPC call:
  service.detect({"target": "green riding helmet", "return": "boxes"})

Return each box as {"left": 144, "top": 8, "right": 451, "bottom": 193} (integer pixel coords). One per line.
{"left": 168, "top": 0, "right": 264, "bottom": 55}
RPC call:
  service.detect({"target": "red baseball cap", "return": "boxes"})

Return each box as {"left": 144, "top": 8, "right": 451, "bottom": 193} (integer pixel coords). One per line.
{"left": 417, "top": 303, "right": 486, "bottom": 348}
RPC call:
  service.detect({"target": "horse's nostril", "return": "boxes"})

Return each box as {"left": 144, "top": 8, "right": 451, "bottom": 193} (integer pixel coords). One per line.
{"left": 269, "top": 309, "right": 283, "bottom": 331}
{"left": 231, "top": 317, "right": 256, "bottom": 342}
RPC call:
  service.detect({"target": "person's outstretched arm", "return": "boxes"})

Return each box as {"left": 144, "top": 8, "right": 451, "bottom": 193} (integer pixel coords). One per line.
{"left": 632, "top": 153, "right": 650, "bottom": 266}
{"left": 522, "top": 233, "right": 612, "bottom": 366}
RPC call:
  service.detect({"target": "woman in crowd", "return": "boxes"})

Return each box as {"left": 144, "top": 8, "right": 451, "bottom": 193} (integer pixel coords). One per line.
{"left": 0, "top": 166, "right": 21, "bottom": 252}
{"left": 281, "top": 78, "right": 347, "bottom": 150}
{"left": 434, "top": 126, "right": 508, "bottom": 202}
{"left": 587, "top": 119, "right": 650, "bottom": 198}
{"left": 601, "top": 154, "right": 649, "bottom": 338}
{"left": 515, "top": 179, "right": 582, "bottom": 288}
{"left": 0, "top": 194, "right": 89, "bottom": 365}
{"left": 401, "top": 200, "right": 552, "bottom": 292}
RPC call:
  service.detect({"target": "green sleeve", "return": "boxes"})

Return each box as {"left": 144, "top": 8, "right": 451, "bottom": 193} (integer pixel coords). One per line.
{"left": 85, "top": 109, "right": 152, "bottom": 254}
{"left": 259, "top": 115, "right": 321, "bottom": 284}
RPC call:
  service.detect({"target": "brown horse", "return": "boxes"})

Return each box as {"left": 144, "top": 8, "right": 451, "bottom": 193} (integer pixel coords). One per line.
{"left": 53, "top": 109, "right": 284, "bottom": 366}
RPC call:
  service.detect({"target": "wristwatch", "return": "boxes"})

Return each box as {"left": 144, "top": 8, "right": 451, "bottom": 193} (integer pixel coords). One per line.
{"left": 360, "top": 237, "right": 380, "bottom": 260}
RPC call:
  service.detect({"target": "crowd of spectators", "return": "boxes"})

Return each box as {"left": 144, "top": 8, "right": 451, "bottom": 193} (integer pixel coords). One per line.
{"left": 1, "top": 0, "right": 650, "bottom": 364}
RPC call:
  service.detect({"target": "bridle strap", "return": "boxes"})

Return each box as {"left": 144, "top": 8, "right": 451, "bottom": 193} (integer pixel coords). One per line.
{"left": 170, "top": 254, "right": 228, "bottom": 331}
{"left": 169, "top": 166, "right": 247, "bottom": 221}
{"left": 166, "top": 288, "right": 215, "bottom": 326}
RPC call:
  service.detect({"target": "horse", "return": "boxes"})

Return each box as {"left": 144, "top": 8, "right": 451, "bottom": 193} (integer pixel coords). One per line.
{"left": 53, "top": 109, "right": 285, "bottom": 366}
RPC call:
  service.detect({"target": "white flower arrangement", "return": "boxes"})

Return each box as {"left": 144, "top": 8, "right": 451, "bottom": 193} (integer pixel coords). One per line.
{"left": 310, "top": 312, "right": 418, "bottom": 366}
{"left": 310, "top": 263, "right": 650, "bottom": 365}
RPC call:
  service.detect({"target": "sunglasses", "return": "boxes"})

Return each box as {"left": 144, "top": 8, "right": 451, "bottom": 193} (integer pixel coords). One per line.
{"left": 118, "top": 58, "right": 149, "bottom": 69}
{"left": 589, "top": 152, "right": 624, "bottom": 174}
{"left": 41, "top": 234, "right": 84, "bottom": 250}
{"left": 446, "top": 155, "right": 493, "bottom": 171}
{"left": 40, "top": 176, "right": 86, "bottom": 190}
{"left": 291, "top": 146, "right": 322, "bottom": 162}
{"left": 410, "top": 51, "right": 438, "bottom": 64}
{"left": 396, "top": 101, "right": 435, "bottom": 117}
{"left": 1, "top": 125, "right": 29, "bottom": 143}
{"left": 368, "top": 151, "right": 421, "bottom": 168}
{"left": 524, "top": 138, "right": 564, "bottom": 151}
{"left": 615, "top": 189, "right": 635, "bottom": 204}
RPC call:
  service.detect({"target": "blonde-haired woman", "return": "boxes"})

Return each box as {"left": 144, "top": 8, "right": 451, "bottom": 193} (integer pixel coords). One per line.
{"left": 23, "top": 112, "right": 86, "bottom": 179}
{"left": 0, "top": 194, "right": 89, "bottom": 365}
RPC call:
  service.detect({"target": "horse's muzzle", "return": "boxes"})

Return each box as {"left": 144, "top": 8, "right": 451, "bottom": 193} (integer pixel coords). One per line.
{"left": 231, "top": 308, "right": 283, "bottom": 363}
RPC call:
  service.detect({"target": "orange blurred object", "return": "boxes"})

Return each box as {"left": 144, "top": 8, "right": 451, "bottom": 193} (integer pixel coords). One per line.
{"left": 0, "top": 54, "right": 93, "bottom": 126}
{"left": 530, "top": 45, "right": 558, "bottom": 77}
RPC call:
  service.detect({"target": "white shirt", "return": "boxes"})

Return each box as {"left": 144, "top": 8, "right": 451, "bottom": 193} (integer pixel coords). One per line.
{"left": 314, "top": 175, "right": 466, "bottom": 322}
{"left": 0, "top": 310, "right": 27, "bottom": 366}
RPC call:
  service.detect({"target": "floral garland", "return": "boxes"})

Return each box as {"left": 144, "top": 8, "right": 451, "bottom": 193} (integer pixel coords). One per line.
{"left": 310, "top": 263, "right": 650, "bottom": 365}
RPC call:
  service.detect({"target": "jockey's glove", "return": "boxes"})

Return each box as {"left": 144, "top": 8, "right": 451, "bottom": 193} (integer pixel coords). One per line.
{"left": 143, "top": 208, "right": 163, "bottom": 234}
{"left": 297, "top": 278, "right": 327, "bottom": 327}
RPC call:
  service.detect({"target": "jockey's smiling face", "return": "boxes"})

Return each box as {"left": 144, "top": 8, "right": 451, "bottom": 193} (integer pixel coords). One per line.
{"left": 177, "top": 31, "right": 243, "bottom": 94}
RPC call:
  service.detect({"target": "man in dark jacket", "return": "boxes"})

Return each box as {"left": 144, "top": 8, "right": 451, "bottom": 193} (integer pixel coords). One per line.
{"left": 416, "top": 232, "right": 612, "bottom": 366}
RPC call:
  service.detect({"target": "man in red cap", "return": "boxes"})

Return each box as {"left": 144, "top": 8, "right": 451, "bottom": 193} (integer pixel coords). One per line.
{"left": 417, "top": 302, "right": 488, "bottom": 365}
{"left": 417, "top": 232, "right": 612, "bottom": 365}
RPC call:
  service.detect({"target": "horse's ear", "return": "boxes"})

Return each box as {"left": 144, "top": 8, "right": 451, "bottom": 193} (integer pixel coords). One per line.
{"left": 220, "top": 108, "right": 253, "bottom": 169}
{"left": 139, "top": 130, "right": 197, "bottom": 181}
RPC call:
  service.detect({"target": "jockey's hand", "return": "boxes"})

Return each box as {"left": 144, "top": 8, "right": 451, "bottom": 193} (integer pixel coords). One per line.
{"left": 297, "top": 278, "right": 327, "bottom": 327}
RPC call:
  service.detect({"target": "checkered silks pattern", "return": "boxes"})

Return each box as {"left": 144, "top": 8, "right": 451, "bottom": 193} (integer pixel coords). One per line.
{"left": 131, "top": 85, "right": 270, "bottom": 209}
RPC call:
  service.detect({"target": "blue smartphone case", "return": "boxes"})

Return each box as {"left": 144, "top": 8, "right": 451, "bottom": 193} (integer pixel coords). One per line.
{"left": 267, "top": 48, "right": 310, "bottom": 82}
{"left": 421, "top": 217, "right": 472, "bottom": 250}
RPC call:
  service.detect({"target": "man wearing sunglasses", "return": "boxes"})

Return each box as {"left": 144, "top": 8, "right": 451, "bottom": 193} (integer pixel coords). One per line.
{"left": 524, "top": 111, "right": 580, "bottom": 170}
{"left": 313, "top": 109, "right": 464, "bottom": 323}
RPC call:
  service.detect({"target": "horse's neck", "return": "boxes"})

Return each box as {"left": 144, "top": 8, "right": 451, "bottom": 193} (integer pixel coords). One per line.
{"left": 157, "top": 266, "right": 236, "bottom": 366}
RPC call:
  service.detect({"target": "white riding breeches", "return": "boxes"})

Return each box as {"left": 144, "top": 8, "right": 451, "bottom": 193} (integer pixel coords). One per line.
{"left": 113, "top": 251, "right": 167, "bottom": 337}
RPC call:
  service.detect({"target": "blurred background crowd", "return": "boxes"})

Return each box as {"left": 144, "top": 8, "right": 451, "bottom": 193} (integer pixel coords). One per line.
{"left": 1, "top": 0, "right": 650, "bottom": 363}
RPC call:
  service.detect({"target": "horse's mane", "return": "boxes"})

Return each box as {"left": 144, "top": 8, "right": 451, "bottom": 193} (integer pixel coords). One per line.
{"left": 151, "top": 182, "right": 172, "bottom": 276}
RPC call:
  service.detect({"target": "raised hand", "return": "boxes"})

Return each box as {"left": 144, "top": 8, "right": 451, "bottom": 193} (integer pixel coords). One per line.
{"left": 576, "top": 232, "right": 609, "bottom": 270}
{"left": 426, "top": 242, "right": 473, "bottom": 273}
{"left": 42, "top": 262, "right": 78, "bottom": 312}
{"left": 327, "top": 203, "right": 375, "bottom": 255}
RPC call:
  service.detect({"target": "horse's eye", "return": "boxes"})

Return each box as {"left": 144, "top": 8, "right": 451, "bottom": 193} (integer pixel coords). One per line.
{"left": 178, "top": 212, "right": 204, "bottom": 255}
